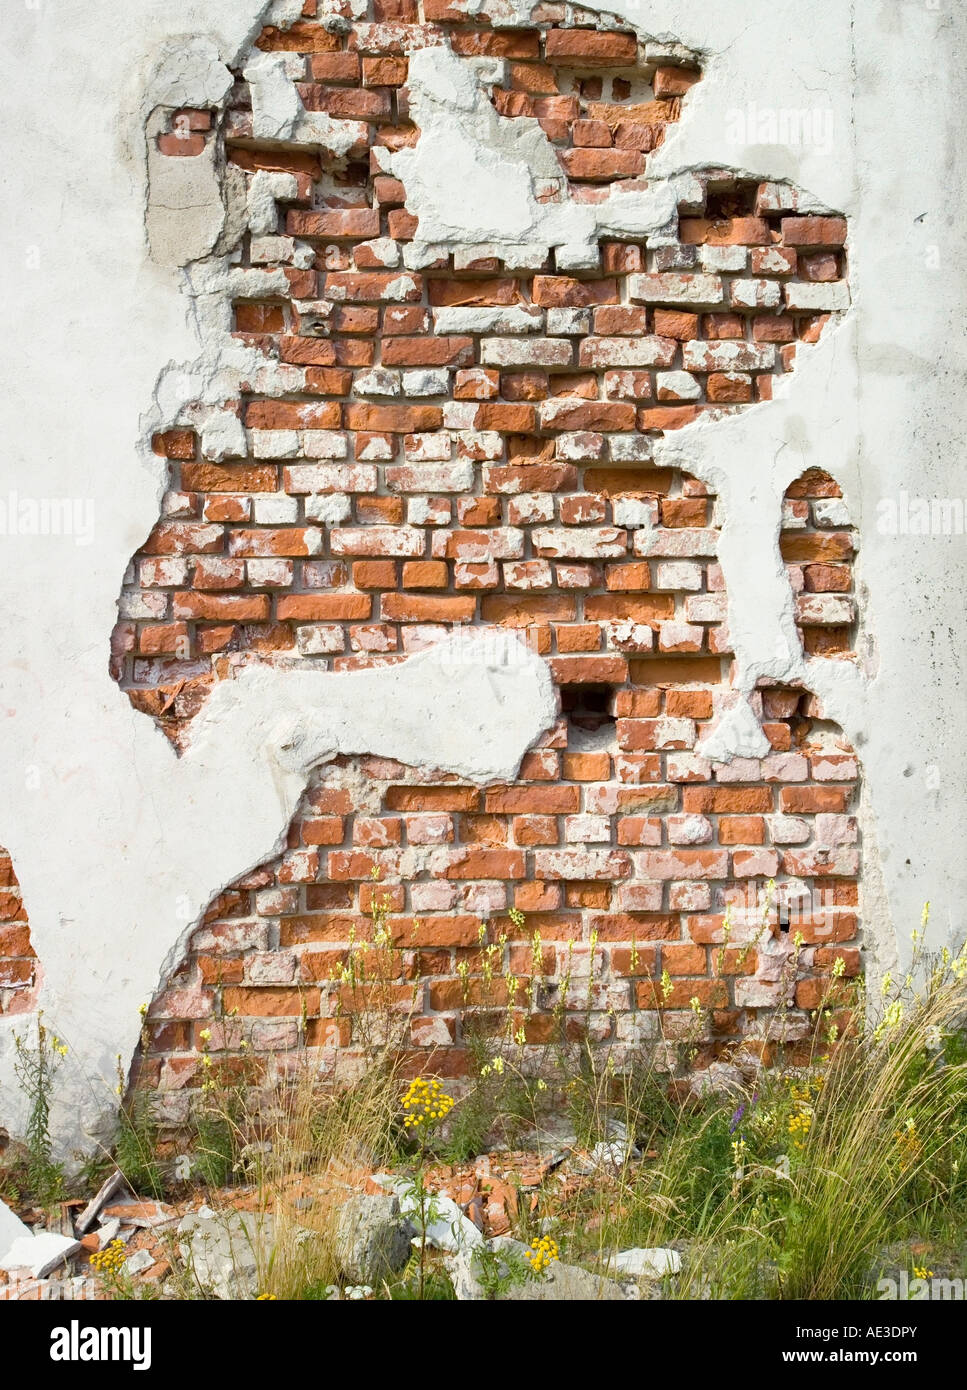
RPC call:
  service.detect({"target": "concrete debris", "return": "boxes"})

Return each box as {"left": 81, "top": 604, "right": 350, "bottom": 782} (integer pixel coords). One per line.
{"left": 122, "top": 1248, "right": 156, "bottom": 1276}
{"left": 103, "top": 1198, "right": 177, "bottom": 1229}
{"left": 498, "top": 1258, "right": 632, "bottom": 1302}
{"left": 177, "top": 1208, "right": 276, "bottom": 1300}
{"left": 610, "top": 1247, "right": 683, "bottom": 1279}
{"left": 335, "top": 1194, "right": 413, "bottom": 1285}
{"left": 0, "top": 1197, "right": 31, "bottom": 1262}
{"left": 75, "top": 1170, "right": 128, "bottom": 1234}
{"left": 391, "top": 1179, "right": 483, "bottom": 1256}
{"left": 0, "top": 1231, "right": 81, "bottom": 1280}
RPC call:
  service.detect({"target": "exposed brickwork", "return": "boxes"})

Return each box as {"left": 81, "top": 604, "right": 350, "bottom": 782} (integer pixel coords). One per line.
{"left": 110, "top": 1, "right": 858, "bottom": 1107}
{"left": 111, "top": 4, "right": 850, "bottom": 732}
{"left": 782, "top": 467, "right": 858, "bottom": 658}
{"left": 140, "top": 663, "right": 861, "bottom": 1120}
{"left": 0, "top": 849, "right": 37, "bottom": 1016}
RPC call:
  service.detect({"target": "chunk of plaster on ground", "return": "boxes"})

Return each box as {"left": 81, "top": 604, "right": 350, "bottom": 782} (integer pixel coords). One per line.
{"left": 123, "top": 1248, "right": 155, "bottom": 1276}
{"left": 0, "top": 1197, "right": 31, "bottom": 1260}
{"left": 0, "top": 1231, "right": 81, "bottom": 1279}
{"left": 610, "top": 1247, "right": 682, "bottom": 1279}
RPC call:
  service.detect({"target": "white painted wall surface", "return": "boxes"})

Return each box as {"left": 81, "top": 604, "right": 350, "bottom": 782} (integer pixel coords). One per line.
{"left": 0, "top": 0, "right": 963, "bottom": 1147}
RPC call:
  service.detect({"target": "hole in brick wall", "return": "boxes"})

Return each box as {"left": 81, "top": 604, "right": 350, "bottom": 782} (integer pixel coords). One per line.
{"left": 561, "top": 683, "right": 616, "bottom": 733}
{"left": 704, "top": 180, "right": 759, "bottom": 220}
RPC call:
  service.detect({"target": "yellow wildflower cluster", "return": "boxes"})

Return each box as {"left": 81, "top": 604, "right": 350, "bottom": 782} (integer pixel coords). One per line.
{"left": 525, "top": 1236, "right": 559, "bottom": 1276}
{"left": 401, "top": 1076, "right": 454, "bottom": 1130}
{"left": 787, "top": 1110, "right": 812, "bottom": 1149}
{"left": 786, "top": 1072, "right": 823, "bottom": 1148}
{"left": 256, "top": 1293, "right": 278, "bottom": 1300}
{"left": 89, "top": 1239, "right": 127, "bottom": 1275}
{"left": 894, "top": 1120, "right": 923, "bottom": 1171}
{"left": 912, "top": 1266, "right": 934, "bottom": 1280}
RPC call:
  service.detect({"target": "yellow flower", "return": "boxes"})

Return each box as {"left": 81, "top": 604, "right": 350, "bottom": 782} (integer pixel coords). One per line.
{"left": 912, "top": 1266, "right": 934, "bottom": 1281}
{"left": 525, "top": 1236, "right": 560, "bottom": 1276}
{"left": 89, "top": 1239, "right": 127, "bottom": 1276}
{"left": 257, "top": 1292, "right": 278, "bottom": 1300}
{"left": 401, "top": 1075, "right": 454, "bottom": 1131}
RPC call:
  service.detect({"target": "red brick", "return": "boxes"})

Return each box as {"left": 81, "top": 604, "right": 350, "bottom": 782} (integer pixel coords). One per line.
{"left": 308, "top": 52, "right": 362, "bottom": 82}
{"left": 638, "top": 405, "right": 701, "bottom": 431}
{"left": 544, "top": 29, "right": 638, "bottom": 65}
{"left": 559, "top": 148, "right": 645, "bottom": 180}
{"left": 652, "top": 65, "right": 701, "bottom": 98}
{"left": 779, "top": 786, "right": 849, "bottom": 813}
{"left": 428, "top": 278, "right": 519, "bottom": 306}
{"left": 386, "top": 786, "right": 479, "bottom": 812}
{"left": 325, "top": 272, "right": 423, "bottom": 303}
{"left": 683, "top": 786, "right": 773, "bottom": 813}
{"left": 381, "top": 336, "right": 474, "bottom": 367}
{"left": 443, "top": 849, "right": 526, "bottom": 880}
{"left": 245, "top": 400, "right": 341, "bottom": 430}
{"left": 780, "top": 216, "right": 847, "bottom": 246}
{"left": 256, "top": 21, "right": 341, "bottom": 51}
{"left": 344, "top": 403, "right": 442, "bottom": 432}
{"left": 450, "top": 30, "right": 541, "bottom": 59}
{"left": 532, "top": 276, "right": 619, "bottom": 307}
{"left": 362, "top": 56, "right": 408, "bottom": 86}
{"left": 402, "top": 560, "right": 448, "bottom": 588}
{"left": 287, "top": 208, "right": 381, "bottom": 239}
{"left": 152, "top": 428, "right": 196, "bottom": 460}
{"left": 380, "top": 594, "right": 476, "bottom": 622}
{"left": 157, "top": 131, "right": 206, "bottom": 157}
{"left": 483, "top": 785, "right": 580, "bottom": 813}
{"left": 276, "top": 594, "right": 372, "bottom": 620}
{"left": 550, "top": 655, "right": 629, "bottom": 683}
{"left": 171, "top": 593, "right": 270, "bottom": 621}
{"left": 718, "top": 816, "right": 765, "bottom": 845}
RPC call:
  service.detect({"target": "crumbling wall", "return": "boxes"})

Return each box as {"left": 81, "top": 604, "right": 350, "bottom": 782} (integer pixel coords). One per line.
{"left": 110, "top": 3, "right": 861, "bottom": 1107}
{"left": 2, "top": 0, "right": 965, "bottom": 1151}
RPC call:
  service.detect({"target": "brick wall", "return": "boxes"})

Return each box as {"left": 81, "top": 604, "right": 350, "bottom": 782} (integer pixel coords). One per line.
{"left": 0, "top": 849, "right": 37, "bottom": 1015}
{"left": 108, "top": 0, "right": 859, "bottom": 1112}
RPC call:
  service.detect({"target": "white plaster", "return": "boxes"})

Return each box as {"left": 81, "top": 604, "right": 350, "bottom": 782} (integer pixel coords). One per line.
{"left": 0, "top": 1232, "right": 81, "bottom": 1280}
{"left": 391, "top": 45, "right": 676, "bottom": 269}
{"left": 1, "top": 0, "right": 964, "bottom": 1148}
{"left": 0, "top": 1198, "right": 31, "bottom": 1260}
{"left": 698, "top": 694, "right": 771, "bottom": 764}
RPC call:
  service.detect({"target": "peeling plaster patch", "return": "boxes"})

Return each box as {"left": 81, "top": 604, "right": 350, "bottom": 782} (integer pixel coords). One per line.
{"left": 142, "top": 38, "right": 234, "bottom": 267}
{"left": 654, "top": 329, "right": 860, "bottom": 701}
{"left": 143, "top": 36, "right": 234, "bottom": 112}
{"left": 145, "top": 109, "right": 225, "bottom": 266}
{"left": 391, "top": 45, "right": 678, "bottom": 269}
{"left": 1, "top": 636, "right": 554, "bottom": 1153}
{"left": 243, "top": 51, "right": 368, "bottom": 154}
{"left": 698, "top": 693, "right": 771, "bottom": 763}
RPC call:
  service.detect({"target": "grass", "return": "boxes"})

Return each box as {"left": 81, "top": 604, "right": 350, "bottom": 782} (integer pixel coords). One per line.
{"left": 9, "top": 899, "right": 967, "bottom": 1302}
